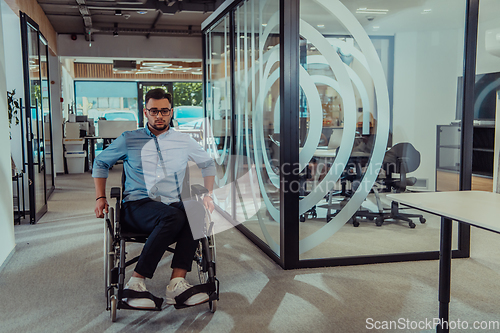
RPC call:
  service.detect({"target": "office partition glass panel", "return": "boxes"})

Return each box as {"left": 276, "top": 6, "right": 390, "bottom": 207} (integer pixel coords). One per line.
{"left": 75, "top": 81, "right": 139, "bottom": 137}
{"left": 476, "top": 1, "right": 500, "bottom": 193}
{"left": 297, "top": 0, "right": 466, "bottom": 260}
{"left": 39, "top": 36, "right": 54, "bottom": 197}
{"left": 173, "top": 82, "right": 203, "bottom": 107}
{"left": 172, "top": 82, "right": 203, "bottom": 143}
{"left": 202, "top": 0, "right": 473, "bottom": 267}
{"left": 233, "top": 0, "right": 281, "bottom": 254}
{"left": 205, "top": 16, "right": 234, "bottom": 220}
{"left": 21, "top": 16, "right": 48, "bottom": 223}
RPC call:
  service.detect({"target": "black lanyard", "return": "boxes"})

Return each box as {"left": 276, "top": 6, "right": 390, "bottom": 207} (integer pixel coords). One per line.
{"left": 153, "top": 136, "right": 182, "bottom": 201}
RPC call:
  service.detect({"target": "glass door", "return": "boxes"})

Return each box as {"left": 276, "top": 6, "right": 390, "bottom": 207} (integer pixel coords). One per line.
{"left": 21, "top": 13, "right": 48, "bottom": 223}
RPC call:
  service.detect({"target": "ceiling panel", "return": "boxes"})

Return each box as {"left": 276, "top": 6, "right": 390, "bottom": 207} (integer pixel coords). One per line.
{"left": 37, "top": 0, "right": 221, "bottom": 36}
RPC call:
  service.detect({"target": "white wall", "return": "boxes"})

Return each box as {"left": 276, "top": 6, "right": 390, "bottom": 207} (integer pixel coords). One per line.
{"left": 61, "top": 64, "right": 74, "bottom": 121}
{"left": 2, "top": 0, "right": 25, "bottom": 180}
{"left": 476, "top": 17, "right": 500, "bottom": 75}
{"left": 0, "top": 0, "right": 17, "bottom": 269}
{"left": 392, "top": 28, "right": 465, "bottom": 190}
{"left": 57, "top": 34, "right": 202, "bottom": 60}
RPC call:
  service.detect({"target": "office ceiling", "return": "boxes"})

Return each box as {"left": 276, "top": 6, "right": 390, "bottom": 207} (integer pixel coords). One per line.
{"left": 37, "top": 0, "right": 224, "bottom": 38}
{"left": 38, "top": 0, "right": 500, "bottom": 39}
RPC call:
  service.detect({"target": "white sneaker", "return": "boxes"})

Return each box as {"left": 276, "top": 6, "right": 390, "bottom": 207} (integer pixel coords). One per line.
{"left": 123, "top": 277, "right": 156, "bottom": 309}
{"left": 165, "top": 277, "right": 209, "bottom": 306}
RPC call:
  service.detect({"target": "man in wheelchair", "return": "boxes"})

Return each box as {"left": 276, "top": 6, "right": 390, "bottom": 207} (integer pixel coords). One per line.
{"left": 93, "top": 88, "right": 216, "bottom": 310}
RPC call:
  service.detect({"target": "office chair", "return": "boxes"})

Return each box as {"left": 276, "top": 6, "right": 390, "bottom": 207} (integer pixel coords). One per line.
{"left": 354, "top": 142, "right": 426, "bottom": 228}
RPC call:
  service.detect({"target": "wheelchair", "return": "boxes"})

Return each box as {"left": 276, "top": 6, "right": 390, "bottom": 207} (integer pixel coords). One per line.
{"left": 103, "top": 183, "right": 219, "bottom": 322}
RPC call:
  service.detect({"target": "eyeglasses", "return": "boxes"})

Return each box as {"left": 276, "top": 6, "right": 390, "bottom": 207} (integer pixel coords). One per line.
{"left": 146, "top": 108, "right": 172, "bottom": 116}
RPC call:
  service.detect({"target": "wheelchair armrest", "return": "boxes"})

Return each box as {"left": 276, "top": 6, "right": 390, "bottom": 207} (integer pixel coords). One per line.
{"left": 110, "top": 187, "right": 121, "bottom": 200}
{"left": 191, "top": 184, "right": 209, "bottom": 196}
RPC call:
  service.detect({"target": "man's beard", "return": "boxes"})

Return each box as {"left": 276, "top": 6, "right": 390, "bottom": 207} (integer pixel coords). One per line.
{"left": 150, "top": 122, "right": 169, "bottom": 131}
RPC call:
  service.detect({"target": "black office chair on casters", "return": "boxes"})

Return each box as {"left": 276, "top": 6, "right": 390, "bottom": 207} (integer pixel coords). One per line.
{"left": 103, "top": 170, "right": 219, "bottom": 322}
{"left": 382, "top": 142, "right": 426, "bottom": 227}
{"left": 354, "top": 142, "right": 426, "bottom": 228}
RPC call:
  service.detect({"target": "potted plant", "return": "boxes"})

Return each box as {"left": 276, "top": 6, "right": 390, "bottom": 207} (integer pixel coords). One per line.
{"left": 7, "top": 89, "right": 20, "bottom": 138}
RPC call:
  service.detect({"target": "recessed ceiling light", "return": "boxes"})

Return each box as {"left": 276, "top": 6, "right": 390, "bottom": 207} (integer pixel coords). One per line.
{"left": 262, "top": 23, "right": 267, "bottom": 27}
{"left": 422, "top": 9, "right": 432, "bottom": 14}
{"left": 356, "top": 8, "right": 388, "bottom": 15}
{"left": 142, "top": 62, "right": 171, "bottom": 67}
{"left": 317, "top": 24, "right": 325, "bottom": 28}
{"left": 373, "top": 26, "right": 380, "bottom": 30}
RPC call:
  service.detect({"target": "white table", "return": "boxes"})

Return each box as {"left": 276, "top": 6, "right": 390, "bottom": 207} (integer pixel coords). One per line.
{"left": 387, "top": 191, "right": 500, "bottom": 333}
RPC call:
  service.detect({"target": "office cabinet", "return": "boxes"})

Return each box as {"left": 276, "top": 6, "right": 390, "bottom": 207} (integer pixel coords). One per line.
{"left": 436, "top": 123, "right": 494, "bottom": 191}
{"left": 472, "top": 125, "right": 494, "bottom": 177}
{"left": 436, "top": 124, "right": 461, "bottom": 173}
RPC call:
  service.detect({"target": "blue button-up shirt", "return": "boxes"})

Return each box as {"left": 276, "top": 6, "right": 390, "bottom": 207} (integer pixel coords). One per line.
{"left": 92, "top": 125, "right": 216, "bottom": 204}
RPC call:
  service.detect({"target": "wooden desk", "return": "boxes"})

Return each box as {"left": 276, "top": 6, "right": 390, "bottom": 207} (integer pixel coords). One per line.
{"left": 387, "top": 191, "right": 500, "bottom": 333}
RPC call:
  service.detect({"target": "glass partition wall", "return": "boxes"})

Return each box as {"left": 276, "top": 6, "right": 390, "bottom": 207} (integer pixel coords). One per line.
{"left": 21, "top": 13, "right": 54, "bottom": 224}
{"left": 203, "top": 0, "right": 478, "bottom": 268}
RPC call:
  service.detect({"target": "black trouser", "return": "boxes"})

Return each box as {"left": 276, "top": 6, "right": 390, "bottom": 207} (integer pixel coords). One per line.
{"left": 121, "top": 198, "right": 203, "bottom": 279}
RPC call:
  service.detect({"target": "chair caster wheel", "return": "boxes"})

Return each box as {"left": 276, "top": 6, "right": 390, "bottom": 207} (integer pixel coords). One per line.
{"left": 300, "top": 215, "right": 306, "bottom": 222}
{"left": 110, "top": 296, "right": 117, "bottom": 322}
{"left": 353, "top": 219, "right": 360, "bottom": 227}
{"left": 311, "top": 212, "right": 317, "bottom": 219}
{"left": 375, "top": 218, "right": 383, "bottom": 227}
{"left": 409, "top": 222, "right": 416, "bottom": 228}
{"left": 419, "top": 217, "right": 426, "bottom": 223}
{"left": 209, "top": 300, "right": 217, "bottom": 313}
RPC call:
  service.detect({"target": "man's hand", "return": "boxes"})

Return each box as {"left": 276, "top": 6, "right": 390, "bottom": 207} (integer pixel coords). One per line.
{"left": 203, "top": 195, "right": 214, "bottom": 213}
{"left": 95, "top": 197, "right": 109, "bottom": 218}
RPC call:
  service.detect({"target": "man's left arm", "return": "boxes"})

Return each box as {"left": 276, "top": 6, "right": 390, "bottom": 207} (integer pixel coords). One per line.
{"left": 187, "top": 139, "right": 216, "bottom": 212}
{"left": 203, "top": 175, "right": 215, "bottom": 212}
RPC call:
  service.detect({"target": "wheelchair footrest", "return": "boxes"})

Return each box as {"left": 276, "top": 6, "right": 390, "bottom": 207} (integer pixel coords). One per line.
{"left": 119, "top": 289, "right": 164, "bottom": 311}
{"left": 173, "top": 281, "right": 217, "bottom": 309}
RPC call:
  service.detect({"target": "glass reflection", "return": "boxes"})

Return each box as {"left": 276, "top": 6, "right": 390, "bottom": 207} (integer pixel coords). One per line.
{"left": 298, "top": 0, "right": 466, "bottom": 260}
{"left": 206, "top": 16, "right": 233, "bottom": 216}
{"left": 233, "top": 0, "right": 280, "bottom": 254}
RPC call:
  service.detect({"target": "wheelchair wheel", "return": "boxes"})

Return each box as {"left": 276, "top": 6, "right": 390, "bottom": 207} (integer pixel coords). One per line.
{"left": 196, "top": 233, "right": 217, "bottom": 312}
{"left": 104, "top": 209, "right": 113, "bottom": 302}
{"left": 104, "top": 207, "right": 117, "bottom": 315}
